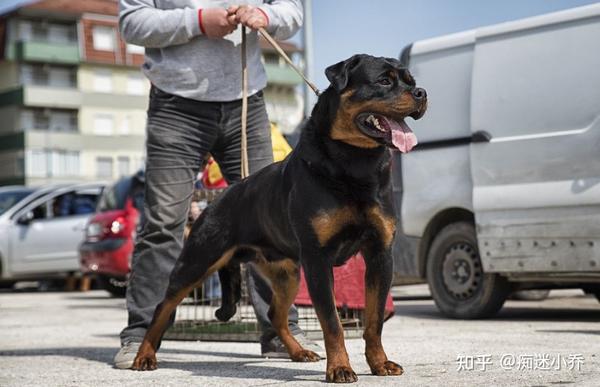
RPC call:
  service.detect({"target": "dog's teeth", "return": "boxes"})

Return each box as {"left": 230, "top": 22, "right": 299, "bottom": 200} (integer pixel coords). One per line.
{"left": 374, "top": 120, "right": 382, "bottom": 130}
{"left": 366, "top": 115, "right": 385, "bottom": 131}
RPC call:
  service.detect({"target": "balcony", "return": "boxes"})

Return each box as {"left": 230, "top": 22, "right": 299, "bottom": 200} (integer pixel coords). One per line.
{"left": 12, "top": 41, "right": 80, "bottom": 65}
{"left": 264, "top": 63, "right": 302, "bottom": 86}
{"left": 23, "top": 85, "right": 82, "bottom": 109}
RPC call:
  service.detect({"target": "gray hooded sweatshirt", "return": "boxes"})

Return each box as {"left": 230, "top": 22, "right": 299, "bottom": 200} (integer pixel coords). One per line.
{"left": 119, "top": 0, "right": 303, "bottom": 101}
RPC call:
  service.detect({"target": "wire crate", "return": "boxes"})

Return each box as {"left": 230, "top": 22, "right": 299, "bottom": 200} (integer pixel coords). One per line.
{"left": 164, "top": 265, "right": 365, "bottom": 342}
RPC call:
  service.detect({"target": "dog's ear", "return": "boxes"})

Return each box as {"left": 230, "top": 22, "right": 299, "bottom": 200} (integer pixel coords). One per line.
{"left": 325, "top": 55, "right": 361, "bottom": 92}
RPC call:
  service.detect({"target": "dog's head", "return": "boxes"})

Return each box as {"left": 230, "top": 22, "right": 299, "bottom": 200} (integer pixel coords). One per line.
{"left": 324, "top": 54, "right": 427, "bottom": 152}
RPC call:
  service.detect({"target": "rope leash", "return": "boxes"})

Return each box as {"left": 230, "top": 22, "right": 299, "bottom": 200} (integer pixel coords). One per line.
{"left": 240, "top": 26, "right": 320, "bottom": 179}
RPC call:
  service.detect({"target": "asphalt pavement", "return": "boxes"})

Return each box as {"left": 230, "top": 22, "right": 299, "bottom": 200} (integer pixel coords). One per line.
{"left": 1, "top": 286, "right": 599, "bottom": 386}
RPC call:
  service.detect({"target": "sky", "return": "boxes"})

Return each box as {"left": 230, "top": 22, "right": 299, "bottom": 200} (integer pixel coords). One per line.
{"left": 307, "top": 0, "right": 599, "bottom": 89}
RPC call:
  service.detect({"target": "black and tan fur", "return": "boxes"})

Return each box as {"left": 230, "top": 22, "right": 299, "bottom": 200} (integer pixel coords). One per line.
{"left": 132, "top": 54, "right": 427, "bottom": 383}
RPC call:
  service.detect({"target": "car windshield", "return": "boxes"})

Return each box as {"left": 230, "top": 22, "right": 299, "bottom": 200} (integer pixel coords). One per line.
{"left": 96, "top": 177, "right": 144, "bottom": 212}
{"left": 0, "top": 189, "right": 34, "bottom": 216}
{"left": 97, "top": 179, "right": 131, "bottom": 211}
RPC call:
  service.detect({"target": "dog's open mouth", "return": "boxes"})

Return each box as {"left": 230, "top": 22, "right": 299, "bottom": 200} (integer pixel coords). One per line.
{"left": 356, "top": 113, "right": 418, "bottom": 153}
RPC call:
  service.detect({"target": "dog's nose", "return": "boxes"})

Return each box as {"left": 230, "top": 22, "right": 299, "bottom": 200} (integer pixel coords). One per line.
{"left": 412, "top": 87, "right": 427, "bottom": 101}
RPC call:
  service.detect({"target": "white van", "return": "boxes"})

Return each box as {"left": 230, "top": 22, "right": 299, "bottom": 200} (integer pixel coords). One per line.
{"left": 392, "top": 4, "right": 600, "bottom": 318}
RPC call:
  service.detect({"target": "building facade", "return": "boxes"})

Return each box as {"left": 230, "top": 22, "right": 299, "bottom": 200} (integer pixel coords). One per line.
{"left": 0, "top": 0, "right": 303, "bottom": 186}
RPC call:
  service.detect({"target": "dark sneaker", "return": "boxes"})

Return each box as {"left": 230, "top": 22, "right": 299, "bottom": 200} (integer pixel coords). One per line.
{"left": 113, "top": 341, "right": 141, "bottom": 369}
{"left": 261, "top": 333, "right": 326, "bottom": 359}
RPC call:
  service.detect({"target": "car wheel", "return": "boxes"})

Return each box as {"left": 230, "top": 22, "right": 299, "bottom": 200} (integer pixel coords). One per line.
{"left": 426, "top": 222, "right": 511, "bottom": 319}
{"left": 98, "top": 275, "right": 127, "bottom": 298}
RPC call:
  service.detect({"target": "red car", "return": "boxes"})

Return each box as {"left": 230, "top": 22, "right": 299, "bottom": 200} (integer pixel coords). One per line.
{"left": 79, "top": 171, "right": 144, "bottom": 296}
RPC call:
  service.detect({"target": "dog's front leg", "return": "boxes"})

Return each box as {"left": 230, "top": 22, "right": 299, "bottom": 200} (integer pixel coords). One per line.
{"left": 302, "top": 257, "right": 357, "bottom": 383}
{"left": 361, "top": 245, "right": 403, "bottom": 377}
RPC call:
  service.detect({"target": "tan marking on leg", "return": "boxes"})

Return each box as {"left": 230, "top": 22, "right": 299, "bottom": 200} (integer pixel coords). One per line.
{"left": 363, "top": 280, "right": 403, "bottom": 377}
{"left": 311, "top": 206, "right": 358, "bottom": 246}
{"left": 132, "top": 247, "right": 237, "bottom": 371}
{"left": 367, "top": 206, "right": 396, "bottom": 247}
{"left": 316, "top": 297, "right": 357, "bottom": 382}
{"left": 254, "top": 258, "right": 320, "bottom": 362}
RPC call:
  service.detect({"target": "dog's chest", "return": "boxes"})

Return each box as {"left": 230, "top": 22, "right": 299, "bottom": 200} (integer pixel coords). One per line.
{"left": 310, "top": 205, "right": 396, "bottom": 250}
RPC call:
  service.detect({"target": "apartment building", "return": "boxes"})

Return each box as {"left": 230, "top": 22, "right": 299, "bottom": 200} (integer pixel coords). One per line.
{"left": 0, "top": 0, "right": 303, "bottom": 186}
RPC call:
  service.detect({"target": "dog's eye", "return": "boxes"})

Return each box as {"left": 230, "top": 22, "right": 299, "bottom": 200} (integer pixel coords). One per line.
{"left": 377, "top": 77, "right": 392, "bottom": 86}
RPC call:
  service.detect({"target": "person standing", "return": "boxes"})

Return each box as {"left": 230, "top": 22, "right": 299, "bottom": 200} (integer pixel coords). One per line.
{"left": 114, "top": 0, "right": 323, "bottom": 368}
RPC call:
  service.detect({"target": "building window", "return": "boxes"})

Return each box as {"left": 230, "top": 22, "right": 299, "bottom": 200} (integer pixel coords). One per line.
{"left": 117, "top": 156, "right": 130, "bottom": 177}
{"left": 20, "top": 64, "right": 76, "bottom": 88}
{"left": 93, "top": 69, "right": 112, "bottom": 93}
{"left": 47, "top": 24, "right": 76, "bottom": 44}
{"left": 26, "top": 149, "right": 80, "bottom": 177}
{"left": 93, "top": 114, "right": 114, "bottom": 136}
{"left": 119, "top": 116, "right": 131, "bottom": 135}
{"left": 16, "top": 19, "right": 77, "bottom": 43}
{"left": 126, "top": 43, "right": 145, "bottom": 55}
{"left": 47, "top": 67, "right": 74, "bottom": 88}
{"left": 127, "top": 73, "right": 145, "bottom": 95}
{"left": 96, "top": 157, "right": 113, "bottom": 178}
{"left": 92, "top": 25, "right": 115, "bottom": 51}
{"left": 27, "top": 150, "right": 48, "bottom": 177}
{"left": 20, "top": 108, "right": 77, "bottom": 132}
{"left": 51, "top": 150, "right": 80, "bottom": 176}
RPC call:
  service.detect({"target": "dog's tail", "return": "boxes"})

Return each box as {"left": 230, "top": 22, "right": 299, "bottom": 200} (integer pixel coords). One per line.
{"left": 214, "top": 262, "right": 242, "bottom": 322}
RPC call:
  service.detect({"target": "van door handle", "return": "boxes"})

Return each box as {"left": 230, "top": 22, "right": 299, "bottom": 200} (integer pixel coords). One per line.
{"left": 472, "top": 131, "right": 492, "bottom": 143}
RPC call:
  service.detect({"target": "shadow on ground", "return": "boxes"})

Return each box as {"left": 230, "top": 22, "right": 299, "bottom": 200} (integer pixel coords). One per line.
{"left": 0, "top": 346, "right": 327, "bottom": 382}
{"left": 393, "top": 297, "right": 600, "bottom": 323}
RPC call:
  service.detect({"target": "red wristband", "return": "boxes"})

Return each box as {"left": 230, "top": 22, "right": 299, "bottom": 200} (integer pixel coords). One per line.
{"left": 256, "top": 7, "right": 269, "bottom": 27}
{"left": 198, "top": 8, "right": 206, "bottom": 35}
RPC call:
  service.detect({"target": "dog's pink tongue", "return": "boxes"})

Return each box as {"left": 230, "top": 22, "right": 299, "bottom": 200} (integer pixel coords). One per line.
{"left": 390, "top": 120, "right": 418, "bottom": 153}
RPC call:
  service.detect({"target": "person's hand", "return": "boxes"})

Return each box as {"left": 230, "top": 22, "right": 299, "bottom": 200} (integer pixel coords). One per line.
{"left": 201, "top": 8, "right": 237, "bottom": 38}
{"left": 227, "top": 5, "right": 268, "bottom": 30}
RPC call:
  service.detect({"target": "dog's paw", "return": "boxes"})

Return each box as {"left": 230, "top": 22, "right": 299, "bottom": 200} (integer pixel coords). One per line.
{"left": 290, "top": 349, "right": 321, "bottom": 362}
{"left": 215, "top": 304, "right": 237, "bottom": 322}
{"left": 131, "top": 353, "right": 158, "bottom": 371}
{"left": 326, "top": 365, "right": 358, "bottom": 383}
{"left": 370, "top": 360, "right": 404, "bottom": 376}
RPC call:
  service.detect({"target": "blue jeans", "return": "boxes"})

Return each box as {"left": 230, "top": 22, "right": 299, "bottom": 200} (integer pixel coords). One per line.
{"left": 120, "top": 87, "right": 300, "bottom": 346}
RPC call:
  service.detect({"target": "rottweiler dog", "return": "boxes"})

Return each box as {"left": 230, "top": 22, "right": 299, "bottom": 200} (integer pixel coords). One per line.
{"left": 132, "top": 54, "right": 427, "bottom": 383}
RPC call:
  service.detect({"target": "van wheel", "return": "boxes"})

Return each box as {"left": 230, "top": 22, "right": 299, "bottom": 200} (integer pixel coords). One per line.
{"left": 98, "top": 275, "right": 127, "bottom": 298}
{"left": 426, "top": 222, "right": 510, "bottom": 319}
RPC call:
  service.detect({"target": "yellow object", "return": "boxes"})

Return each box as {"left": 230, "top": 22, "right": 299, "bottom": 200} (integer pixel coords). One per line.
{"left": 206, "top": 159, "right": 223, "bottom": 185}
{"left": 205, "top": 123, "right": 292, "bottom": 184}
{"left": 270, "top": 123, "right": 293, "bottom": 162}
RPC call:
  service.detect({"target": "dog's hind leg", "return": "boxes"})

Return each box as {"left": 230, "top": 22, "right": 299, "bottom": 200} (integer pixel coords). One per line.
{"left": 132, "top": 243, "right": 236, "bottom": 371}
{"left": 215, "top": 262, "right": 241, "bottom": 321}
{"left": 254, "top": 258, "right": 321, "bottom": 362}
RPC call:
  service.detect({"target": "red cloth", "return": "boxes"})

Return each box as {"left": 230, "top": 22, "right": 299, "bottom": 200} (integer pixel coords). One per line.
{"left": 295, "top": 253, "right": 395, "bottom": 315}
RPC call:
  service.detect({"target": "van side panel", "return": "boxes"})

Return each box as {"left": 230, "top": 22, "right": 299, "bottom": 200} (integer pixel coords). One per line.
{"left": 401, "top": 147, "right": 473, "bottom": 237}
{"left": 470, "top": 16, "right": 600, "bottom": 273}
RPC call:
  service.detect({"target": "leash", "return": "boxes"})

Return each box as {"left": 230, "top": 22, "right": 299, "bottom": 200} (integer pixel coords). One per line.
{"left": 239, "top": 26, "right": 320, "bottom": 179}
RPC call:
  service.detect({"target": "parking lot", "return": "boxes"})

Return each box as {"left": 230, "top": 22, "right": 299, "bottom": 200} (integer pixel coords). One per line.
{"left": 0, "top": 286, "right": 598, "bottom": 386}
